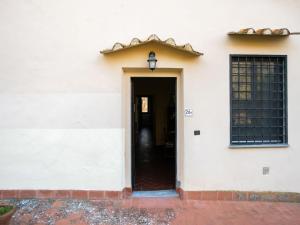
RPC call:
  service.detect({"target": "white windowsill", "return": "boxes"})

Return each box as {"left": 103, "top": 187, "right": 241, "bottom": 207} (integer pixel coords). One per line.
{"left": 229, "top": 144, "right": 289, "bottom": 149}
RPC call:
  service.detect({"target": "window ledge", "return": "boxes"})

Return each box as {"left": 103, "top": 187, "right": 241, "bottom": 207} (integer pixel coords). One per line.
{"left": 229, "top": 144, "right": 289, "bottom": 149}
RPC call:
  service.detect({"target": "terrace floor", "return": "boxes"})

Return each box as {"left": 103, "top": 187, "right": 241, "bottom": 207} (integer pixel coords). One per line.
{"left": 2, "top": 198, "right": 300, "bottom": 225}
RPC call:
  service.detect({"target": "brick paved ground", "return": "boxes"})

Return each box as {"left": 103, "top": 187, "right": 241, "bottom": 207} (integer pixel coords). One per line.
{"left": 2, "top": 198, "right": 300, "bottom": 225}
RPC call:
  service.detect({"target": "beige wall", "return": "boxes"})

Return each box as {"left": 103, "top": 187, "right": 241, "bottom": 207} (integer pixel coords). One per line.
{"left": 0, "top": 0, "right": 300, "bottom": 192}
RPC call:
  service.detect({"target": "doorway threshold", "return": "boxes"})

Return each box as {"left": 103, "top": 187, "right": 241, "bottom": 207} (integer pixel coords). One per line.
{"left": 131, "top": 190, "right": 178, "bottom": 198}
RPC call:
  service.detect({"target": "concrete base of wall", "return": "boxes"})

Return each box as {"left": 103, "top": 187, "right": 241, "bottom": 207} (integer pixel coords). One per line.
{"left": 177, "top": 188, "right": 300, "bottom": 202}
{"left": 1, "top": 188, "right": 300, "bottom": 203}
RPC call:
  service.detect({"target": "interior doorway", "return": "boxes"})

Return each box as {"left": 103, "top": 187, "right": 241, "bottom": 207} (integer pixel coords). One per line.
{"left": 131, "top": 77, "right": 176, "bottom": 191}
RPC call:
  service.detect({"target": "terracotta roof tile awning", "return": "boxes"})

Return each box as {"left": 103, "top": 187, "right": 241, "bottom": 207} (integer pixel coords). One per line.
{"left": 100, "top": 34, "right": 203, "bottom": 56}
{"left": 228, "top": 28, "right": 300, "bottom": 36}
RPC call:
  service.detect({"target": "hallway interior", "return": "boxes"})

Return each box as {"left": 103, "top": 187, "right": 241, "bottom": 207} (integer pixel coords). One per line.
{"left": 134, "top": 127, "right": 175, "bottom": 190}
{"left": 132, "top": 77, "right": 176, "bottom": 191}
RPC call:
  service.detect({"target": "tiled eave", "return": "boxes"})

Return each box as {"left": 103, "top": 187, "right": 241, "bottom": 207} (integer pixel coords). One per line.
{"left": 228, "top": 28, "right": 300, "bottom": 36}
{"left": 100, "top": 34, "right": 203, "bottom": 56}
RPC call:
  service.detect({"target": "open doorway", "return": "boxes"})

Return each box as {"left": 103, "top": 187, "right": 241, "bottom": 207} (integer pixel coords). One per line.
{"left": 131, "top": 77, "right": 176, "bottom": 191}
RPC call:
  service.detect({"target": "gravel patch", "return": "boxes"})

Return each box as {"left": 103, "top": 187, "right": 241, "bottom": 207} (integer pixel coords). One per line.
{"left": 1, "top": 199, "right": 176, "bottom": 225}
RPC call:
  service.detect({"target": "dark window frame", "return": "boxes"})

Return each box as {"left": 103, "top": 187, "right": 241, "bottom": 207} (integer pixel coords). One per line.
{"left": 229, "top": 54, "right": 288, "bottom": 147}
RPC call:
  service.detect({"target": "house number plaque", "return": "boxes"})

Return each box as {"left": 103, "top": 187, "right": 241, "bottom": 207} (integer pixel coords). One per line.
{"left": 184, "top": 108, "right": 193, "bottom": 117}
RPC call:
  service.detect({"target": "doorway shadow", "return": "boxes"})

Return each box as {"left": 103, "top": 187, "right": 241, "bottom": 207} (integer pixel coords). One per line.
{"left": 132, "top": 78, "right": 176, "bottom": 191}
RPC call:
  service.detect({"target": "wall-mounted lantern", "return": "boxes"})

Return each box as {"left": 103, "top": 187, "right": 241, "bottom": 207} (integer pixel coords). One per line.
{"left": 147, "top": 51, "right": 157, "bottom": 71}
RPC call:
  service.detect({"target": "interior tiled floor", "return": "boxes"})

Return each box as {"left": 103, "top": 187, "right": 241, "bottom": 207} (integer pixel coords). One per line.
{"left": 134, "top": 161, "right": 175, "bottom": 190}
{"left": 4, "top": 198, "right": 300, "bottom": 225}
{"left": 134, "top": 127, "right": 176, "bottom": 191}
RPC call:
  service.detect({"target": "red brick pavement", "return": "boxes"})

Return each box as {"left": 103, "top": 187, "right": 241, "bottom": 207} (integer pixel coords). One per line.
{"left": 6, "top": 198, "right": 300, "bottom": 225}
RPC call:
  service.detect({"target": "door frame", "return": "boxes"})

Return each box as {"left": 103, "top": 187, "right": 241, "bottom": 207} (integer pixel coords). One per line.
{"left": 122, "top": 68, "right": 184, "bottom": 191}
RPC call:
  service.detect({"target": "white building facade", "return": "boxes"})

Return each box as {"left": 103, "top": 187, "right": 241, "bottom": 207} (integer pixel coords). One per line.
{"left": 0, "top": 0, "right": 300, "bottom": 200}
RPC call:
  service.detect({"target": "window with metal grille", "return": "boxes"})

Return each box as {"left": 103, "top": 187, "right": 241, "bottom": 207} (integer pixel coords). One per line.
{"left": 230, "top": 55, "right": 287, "bottom": 145}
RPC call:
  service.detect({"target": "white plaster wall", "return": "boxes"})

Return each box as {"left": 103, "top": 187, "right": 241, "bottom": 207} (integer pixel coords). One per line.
{"left": 0, "top": 94, "right": 124, "bottom": 190}
{"left": 0, "top": 129, "right": 123, "bottom": 190}
{"left": 0, "top": 0, "right": 300, "bottom": 192}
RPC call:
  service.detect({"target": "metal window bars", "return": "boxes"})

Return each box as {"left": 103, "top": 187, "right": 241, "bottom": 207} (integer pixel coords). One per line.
{"left": 230, "top": 55, "right": 287, "bottom": 145}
